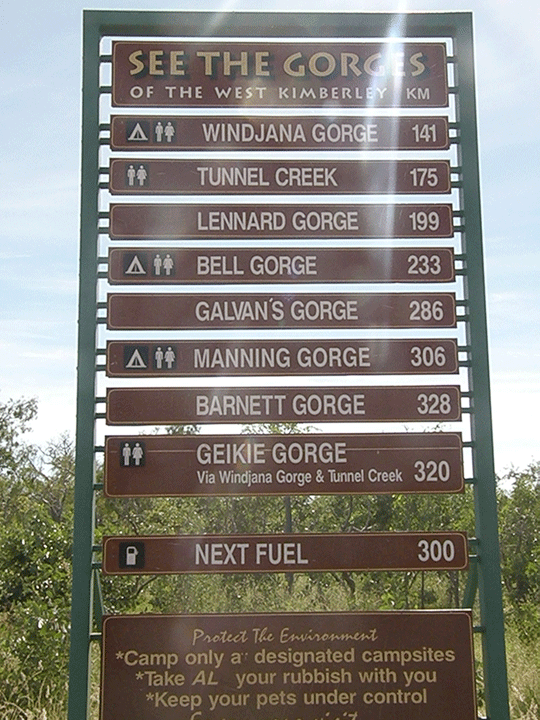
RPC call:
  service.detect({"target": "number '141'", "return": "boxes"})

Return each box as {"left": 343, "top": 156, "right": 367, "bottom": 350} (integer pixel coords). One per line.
{"left": 412, "top": 123, "right": 437, "bottom": 143}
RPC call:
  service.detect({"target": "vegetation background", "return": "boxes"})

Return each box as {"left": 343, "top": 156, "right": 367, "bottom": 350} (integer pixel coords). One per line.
{"left": 0, "top": 396, "right": 538, "bottom": 719}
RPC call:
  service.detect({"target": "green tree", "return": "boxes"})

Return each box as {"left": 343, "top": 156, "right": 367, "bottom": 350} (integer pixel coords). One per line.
{"left": 498, "top": 462, "right": 540, "bottom": 642}
{"left": 0, "top": 396, "right": 37, "bottom": 523}
{"left": 2, "top": 392, "right": 540, "bottom": 718}
{"left": 0, "top": 396, "right": 74, "bottom": 716}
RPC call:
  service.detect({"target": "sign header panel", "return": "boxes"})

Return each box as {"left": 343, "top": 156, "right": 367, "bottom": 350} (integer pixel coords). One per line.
{"left": 107, "top": 339, "right": 459, "bottom": 377}
{"left": 108, "top": 247, "right": 456, "bottom": 284}
{"left": 107, "top": 292, "right": 456, "bottom": 330}
{"left": 103, "top": 532, "right": 468, "bottom": 574}
{"left": 109, "top": 203, "right": 454, "bottom": 240}
{"left": 110, "top": 114, "right": 450, "bottom": 150}
{"left": 104, "top": 431, "right": 464, "bottom": 497}
{"left": 112, "top": 41, "right": 449, "bottom": 108}
{"left": 101, "top": 611, "right": 476, "bottom": 720}
{"left": 110, "top": 159, "right": 451, "bottom": 195}
{"left": 105, "top": 385, "right": 461, "bottom": 425}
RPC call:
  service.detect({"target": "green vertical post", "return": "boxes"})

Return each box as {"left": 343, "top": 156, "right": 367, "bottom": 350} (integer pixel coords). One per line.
{"left": 455, "top": 13, "right": 510, "bottom": 720}
{"left": 67, "top": 12, "right": 101, "bottom": 720}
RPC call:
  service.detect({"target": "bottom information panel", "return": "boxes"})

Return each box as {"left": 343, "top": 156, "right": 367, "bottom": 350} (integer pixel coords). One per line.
{"left": 101, "top": 611, "right": 476, "bottom": 720}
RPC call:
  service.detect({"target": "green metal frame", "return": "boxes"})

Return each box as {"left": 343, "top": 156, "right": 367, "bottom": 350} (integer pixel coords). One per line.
{"left": 454, "top": 18, "right": 510, "bottom": 716}
{"left": 69, "top": 10, "right": 509, "bottom": 720}
{"left": 68, "top": 13, "right": 100, "bottom": 719}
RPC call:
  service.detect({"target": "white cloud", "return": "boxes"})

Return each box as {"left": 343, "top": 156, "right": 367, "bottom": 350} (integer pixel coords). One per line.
{"left": 491, "top": 371, "right": 540, "bottom": 473}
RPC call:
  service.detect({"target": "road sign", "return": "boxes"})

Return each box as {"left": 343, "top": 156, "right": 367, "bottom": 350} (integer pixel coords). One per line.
{"left": 105, "top": 386, "right": 461, "bottom": 425}
{"left": 109, "top": 203, "right": 454, "bottom": 239}
{"left": 112, "top": 41, "right": 449, "bottom": 108}
{"left": 108, "top": 247, "right": 456, "bottom": 284}
{"left": 71, "top": 13, "right": 511, "bottom": 720}
{"left": 110, "top": 159, "right": 452, "bottom": 195}
{"left": 103, "top": 532, "right": 468, "bottom": 574}
{"left": 106, "top": 339, "right": 459, "bottom": 377}
{"left": 107, "top": 292, "right": 456, "bottom": 330}
{"left": 110, "top": 114, "right": 450, "bottom": 150}
{"left": 104, "top": 432, "right": 464, "bottom": 497}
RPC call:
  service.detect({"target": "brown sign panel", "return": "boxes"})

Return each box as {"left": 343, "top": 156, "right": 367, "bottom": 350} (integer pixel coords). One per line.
{"left": 109, "top": 247, "right": 456, "bottom": 284}
{"left": 112, "top": 41, "right": 449, "bottom": 108}
{"left": 104, "top": 432, "right": 464, "bottom": 498}
{"left": 110, "top": 159, "right": 451, "bottom": 195}
{"left": 105, "top": 386, "right": 461, "bottom": 425}
{"left": 111, "top": 115, "right": 450, "bottom": 150}
{"left": 103, "top": 532, "right": 468, "bottom": 574}
{"left": 109, "top": 203, "right": 454, "bottom": 240}
{"left": 107, "top": 339, "right": 459, "bottom": 377}
{"left": 107, "top": 293, "right": 456, "bottom": 330}
{"left": 101, "top": 611, "right": 477, "bottom": 720}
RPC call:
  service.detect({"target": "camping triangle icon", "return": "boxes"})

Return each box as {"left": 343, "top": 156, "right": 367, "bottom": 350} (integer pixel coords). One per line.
{"left": 125, "top": 349, "right": 148, "bottom": 369}
{"left": 127, "top": 122, "right": 149, "bottom": 141}
{"left": 125, "top": 255, "right": 147, "bottom": 275}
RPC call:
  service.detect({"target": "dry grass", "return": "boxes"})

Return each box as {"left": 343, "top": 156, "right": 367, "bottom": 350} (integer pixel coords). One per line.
{"left": 504, "top": 619, "right": 540, "bottom": 719}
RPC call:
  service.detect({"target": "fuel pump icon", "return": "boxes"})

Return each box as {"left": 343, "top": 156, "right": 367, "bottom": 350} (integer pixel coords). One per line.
{"left": 125, "top": 546, "right": 139, "bottom": 565}
{"left": 119, "top": 541, "right": 145, "bottom": 569}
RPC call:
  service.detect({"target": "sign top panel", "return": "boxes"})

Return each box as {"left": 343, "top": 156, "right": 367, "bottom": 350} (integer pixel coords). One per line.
{"left": 112, "top": 41, "right": 448, "bottom": 108}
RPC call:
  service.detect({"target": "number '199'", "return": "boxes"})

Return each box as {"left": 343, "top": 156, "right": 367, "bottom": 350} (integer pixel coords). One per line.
{"left": 409, "top": 210, "right": 441, "bottom": 232}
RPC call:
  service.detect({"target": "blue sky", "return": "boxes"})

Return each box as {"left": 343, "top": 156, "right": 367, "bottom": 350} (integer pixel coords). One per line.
{"left": 1, "top": 0, "right": 538, "bottom": 475}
